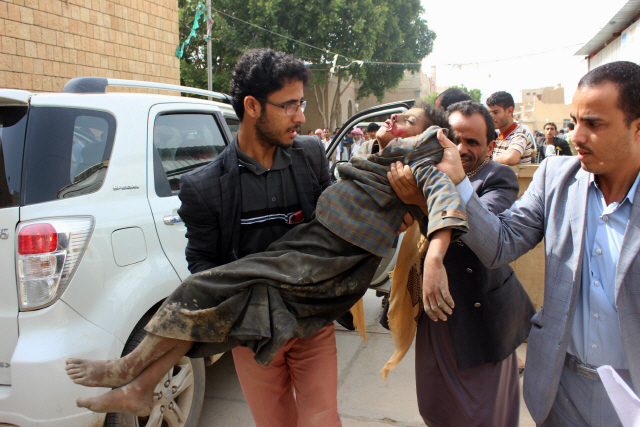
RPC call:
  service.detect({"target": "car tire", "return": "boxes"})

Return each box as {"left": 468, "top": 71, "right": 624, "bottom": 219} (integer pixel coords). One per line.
{"left": 103, "top": 314, "right": 206, "bottom": 427}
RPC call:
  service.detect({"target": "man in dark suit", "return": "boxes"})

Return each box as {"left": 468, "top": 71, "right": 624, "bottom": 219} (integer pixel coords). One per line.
{"left": 176, "top": 48, "right": 338, "bottom": 426}
{"left": 389, "top": 101, "right": 534, "bottom": 426}
{"left": 537, "top": 121, "right": 573, "bottom": 162}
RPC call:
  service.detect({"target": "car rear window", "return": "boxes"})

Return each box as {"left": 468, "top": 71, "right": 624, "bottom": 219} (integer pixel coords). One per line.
{"left": 0, "top": 106, "right": 27, "bottom": 209}
{"left": 22, "top": 107, "right": 116, "bottom": 205}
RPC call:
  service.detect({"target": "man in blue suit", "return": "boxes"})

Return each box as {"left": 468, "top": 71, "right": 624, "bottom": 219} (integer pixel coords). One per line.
{"left": 431, "top": 61, "right": 640, "bottom": 426}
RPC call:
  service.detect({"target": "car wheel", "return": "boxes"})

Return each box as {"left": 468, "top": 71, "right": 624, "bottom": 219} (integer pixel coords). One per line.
{"left": 103, "top": 315, "right": 206, "bottom": 427}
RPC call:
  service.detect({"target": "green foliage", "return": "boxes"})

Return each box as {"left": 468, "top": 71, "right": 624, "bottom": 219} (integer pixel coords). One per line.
{"left": 424, "top": 91, "right": 439, "bottom": 105}
{"left": 457, "top": 85, "right": 482, "bottom": 103}
{"left": 178, "top": 0, "right": 435, "bottom": 100}
{"left": 423, "top": 84, "right": 482, "bottom": 105}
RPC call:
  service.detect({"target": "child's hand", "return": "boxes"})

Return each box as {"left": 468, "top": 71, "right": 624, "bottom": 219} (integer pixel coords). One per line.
{"left": 422, "top": 257, "right": 454, "bottom": 321}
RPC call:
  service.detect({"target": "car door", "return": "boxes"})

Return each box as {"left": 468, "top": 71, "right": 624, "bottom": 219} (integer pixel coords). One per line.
{"left": 147, "top": 103, "right": 232, "bottom": 281}
{"left": 0, "top": 93, "right": 29, "bottom": 385}
{"left": 328, "top": 100, "right": 415, "bottom": 289}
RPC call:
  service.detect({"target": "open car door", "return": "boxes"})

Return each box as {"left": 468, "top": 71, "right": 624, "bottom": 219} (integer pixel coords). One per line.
{"left": 326, "top": 100, "right": 415, "bottom": 291}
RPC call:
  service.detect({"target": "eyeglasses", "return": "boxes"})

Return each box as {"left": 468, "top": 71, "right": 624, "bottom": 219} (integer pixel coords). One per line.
{"left": 256, "top": 98, "right": 306, "bottom": 115}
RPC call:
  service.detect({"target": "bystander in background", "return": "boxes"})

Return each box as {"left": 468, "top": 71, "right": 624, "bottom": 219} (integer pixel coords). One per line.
{"left": 486, "top": 91, "right": 534, "bottom": 165}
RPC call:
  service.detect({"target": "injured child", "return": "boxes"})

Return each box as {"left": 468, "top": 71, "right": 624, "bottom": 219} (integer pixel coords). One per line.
{"left": 65, "top": 123, "right": 468, "bottom": 416}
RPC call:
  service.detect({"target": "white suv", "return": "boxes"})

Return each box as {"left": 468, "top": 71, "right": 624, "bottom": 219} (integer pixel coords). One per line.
{"left": 0, "top": 78, "right": 410, "bottom": 427}
{"left": 0, "top": 77, "right": 238, "bottom": 427}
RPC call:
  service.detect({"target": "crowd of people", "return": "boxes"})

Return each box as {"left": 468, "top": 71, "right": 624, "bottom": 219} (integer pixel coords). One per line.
{"left": 65, "top": 49, "right": 640, "bottom": 427}
{"left": 311, "top": 87, "right": 577, "bottom": 173}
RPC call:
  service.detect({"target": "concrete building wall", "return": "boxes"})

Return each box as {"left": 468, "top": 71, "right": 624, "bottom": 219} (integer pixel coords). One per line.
{"left": 521, "top": 86, "right": 565, "bottom": 104}
{"left": 0, "top": 0, "right": 180, "bottom": 92}
{"left": 421, "top": 67, "right": 436, "bottom": 99}
{"left": 303, "top": 76, "right": 358, "bottom": 135}
{"left": 357, "top": 69, "right": 423, "bottom": 111}
{"left": 303, "top": 68, "right": 426, "bottom": 133}
{"left": 514, "top": 99, "right": 573, "bottom": 132}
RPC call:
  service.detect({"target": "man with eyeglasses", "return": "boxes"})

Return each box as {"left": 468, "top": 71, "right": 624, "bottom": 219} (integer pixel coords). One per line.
{"left": 176, "top": 48, "right": 338, "bottom": 426}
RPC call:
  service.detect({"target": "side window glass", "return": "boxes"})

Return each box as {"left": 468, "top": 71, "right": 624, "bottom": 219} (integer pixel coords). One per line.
{"left": 153, "top": 113, "right": 226, "bottom": 197}
{"left": 0, "top": 107, "right": 27, "bottom": 208}
{"left": 71, "top": 115, "right": 110, "bottom": 182}
{"left": 22, "top": 107, "right": 116, "bottom": 205}
{"left": 225, "top": 116, "right": 239, "bottom": 140}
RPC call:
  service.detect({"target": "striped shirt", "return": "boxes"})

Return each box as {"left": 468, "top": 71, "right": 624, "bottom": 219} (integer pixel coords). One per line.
{"left": 493, "top": 122, "right": 533, "bottom": 164}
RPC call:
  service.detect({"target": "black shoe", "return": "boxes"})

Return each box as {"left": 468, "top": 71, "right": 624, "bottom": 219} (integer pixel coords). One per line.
{"left": 381, "top": 294, "right": 389, "bottom": 308}
{"left": 336, "top": 311, "right": 355, "bottom": 331}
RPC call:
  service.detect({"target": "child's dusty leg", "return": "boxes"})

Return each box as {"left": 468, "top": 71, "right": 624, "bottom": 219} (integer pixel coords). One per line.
{"left": 75, "top": 340, "right": 193, "bottom": 416}
{"left": 66, "top": 333, "right": 189, "bottom": 388}
{"left": 422, "top": 228, "right": 453, "bottom": 322}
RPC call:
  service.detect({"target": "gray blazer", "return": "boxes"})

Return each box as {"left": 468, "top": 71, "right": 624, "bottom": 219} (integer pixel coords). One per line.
{"left": 461, "top": 156, "right": 640, "bottom": 423}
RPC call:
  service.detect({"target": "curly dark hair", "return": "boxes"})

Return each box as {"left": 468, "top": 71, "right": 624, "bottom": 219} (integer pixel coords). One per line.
{"left": 418, "top": 101, "right": 449, "bottom": 131}
{"left": 486, "top": 91, "right": 515, "bottom": 110}
{"left": 446, "top": 100, "right": 496, "bottom": 145}
{"left": 229, "top": 48, "right": 311, "bottom": 121}
{"left": 578, "top": 61, "right": 640, "bottom": 127}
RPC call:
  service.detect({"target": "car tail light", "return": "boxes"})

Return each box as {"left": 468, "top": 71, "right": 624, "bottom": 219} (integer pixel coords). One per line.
{"left": 16, "top": 217, "right": 94, "bottom": 311}
{"left": 18, "top": 223, "right": 58, "bottom": 254}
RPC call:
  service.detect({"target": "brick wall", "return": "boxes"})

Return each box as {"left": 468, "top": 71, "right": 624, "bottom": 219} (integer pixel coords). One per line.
{"left": 0, "top": 0, "right": 180, "bottom": 92}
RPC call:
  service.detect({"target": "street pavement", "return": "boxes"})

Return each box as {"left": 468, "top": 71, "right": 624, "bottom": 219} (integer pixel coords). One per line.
{"left": 197, "top": 289, "right": 535, "bottom": 427}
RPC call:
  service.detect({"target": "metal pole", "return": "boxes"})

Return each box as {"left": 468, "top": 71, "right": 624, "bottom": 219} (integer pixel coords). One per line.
{"left": 206, "top": 0, "right": 212, "bottom": 100}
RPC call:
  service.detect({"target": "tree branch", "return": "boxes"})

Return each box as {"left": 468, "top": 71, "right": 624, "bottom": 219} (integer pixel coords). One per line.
{"left": 339, "top": 77, "right": 353, "bottom": 97}
{"left": 329, "top": 74, "right": 342, "bottom": 129}
{"left": 315, "top": 84, "right": 327, "bottom": 128}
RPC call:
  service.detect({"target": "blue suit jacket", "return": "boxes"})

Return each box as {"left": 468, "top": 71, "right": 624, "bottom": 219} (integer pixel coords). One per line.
{"left": 462, "top": 156, "right": 640, "bottom": 422}
{"left": 178, "top": 136, "right": 331, "bottom": 274}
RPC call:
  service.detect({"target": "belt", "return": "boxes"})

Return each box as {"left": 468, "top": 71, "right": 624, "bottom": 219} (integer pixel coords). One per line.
{"left": 564, "top": 354, "right": 599, "bottom": 380}
{"left": 564, "top": 354, "right": 631, "bottom": 382}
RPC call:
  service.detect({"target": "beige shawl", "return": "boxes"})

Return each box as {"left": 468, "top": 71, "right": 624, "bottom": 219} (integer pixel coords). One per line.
{"left": 349, "top": 222, "right": 428, "bottom": 379}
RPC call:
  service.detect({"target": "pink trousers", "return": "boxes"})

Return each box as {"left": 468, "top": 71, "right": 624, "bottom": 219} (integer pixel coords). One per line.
{"left": 231, "top": 323, "right": 342, "bottom": 427}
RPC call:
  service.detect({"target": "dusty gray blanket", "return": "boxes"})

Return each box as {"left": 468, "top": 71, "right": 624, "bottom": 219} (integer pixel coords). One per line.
{"left": 145, "top": 218, "right": 381, "bottom": 365}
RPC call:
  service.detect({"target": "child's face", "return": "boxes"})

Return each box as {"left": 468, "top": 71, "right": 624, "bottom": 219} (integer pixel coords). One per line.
{"left": 376, "top": 108, "right": 428, "bottom": 148}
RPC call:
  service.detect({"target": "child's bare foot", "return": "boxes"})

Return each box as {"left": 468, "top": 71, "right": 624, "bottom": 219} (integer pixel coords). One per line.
{"left": 66, "top": 358, "right": 136, "bottom": 388}
{"left": 76, "top": 381, "right": 155, "bottom": 416}
{"left": 66, "top": 334, "right": 184, "bottom": 388}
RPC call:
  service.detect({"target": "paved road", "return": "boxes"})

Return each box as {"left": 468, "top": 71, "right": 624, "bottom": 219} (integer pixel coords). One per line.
{"left": 197, "top": 289, "right": 535, "bottom": 427}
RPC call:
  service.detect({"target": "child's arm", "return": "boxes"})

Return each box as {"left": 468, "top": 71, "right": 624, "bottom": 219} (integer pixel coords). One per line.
{"left": 422, "top": 228, "right": 454, "bottom": 321}
{"left": 388, "top": 162, "right": 429, "bottom": 216}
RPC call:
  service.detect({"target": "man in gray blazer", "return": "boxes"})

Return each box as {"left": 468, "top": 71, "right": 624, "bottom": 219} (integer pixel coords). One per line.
{"left": 431, "top": 61, "right": 640, "bottom": 426}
